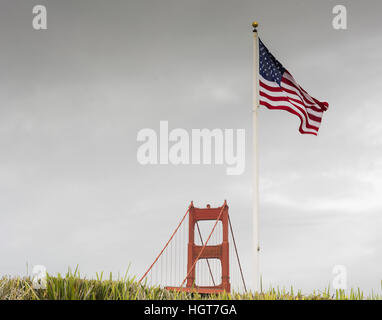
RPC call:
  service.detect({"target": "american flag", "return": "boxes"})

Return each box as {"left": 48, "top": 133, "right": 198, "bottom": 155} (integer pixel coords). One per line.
{"left": 259, "top": 38, "right": 329, "bottom": 135}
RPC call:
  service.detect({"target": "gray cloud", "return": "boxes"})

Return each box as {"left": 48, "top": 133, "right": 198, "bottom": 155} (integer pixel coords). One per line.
{"left": 0, "top": 0, "right": 381, "bottom": 294}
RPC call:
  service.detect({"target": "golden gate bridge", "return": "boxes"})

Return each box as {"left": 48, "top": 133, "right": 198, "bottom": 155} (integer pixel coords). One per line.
{"left": 139, "top": 201, "right": 247, "bottom": 294}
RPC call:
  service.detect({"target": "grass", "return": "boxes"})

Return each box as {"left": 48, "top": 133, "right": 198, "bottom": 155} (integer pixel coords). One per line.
{"left": 0, "top": 268, "right": 380, "bottom": 300}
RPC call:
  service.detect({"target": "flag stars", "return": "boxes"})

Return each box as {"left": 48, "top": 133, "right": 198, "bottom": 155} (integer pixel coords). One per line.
{"left": 259, "top": 38, "right": 285, "bottom": 85}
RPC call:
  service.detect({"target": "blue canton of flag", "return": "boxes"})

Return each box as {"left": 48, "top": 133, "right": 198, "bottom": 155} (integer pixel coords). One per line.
{"left": 259, "top": 39, "right": 285, "bottom": 85}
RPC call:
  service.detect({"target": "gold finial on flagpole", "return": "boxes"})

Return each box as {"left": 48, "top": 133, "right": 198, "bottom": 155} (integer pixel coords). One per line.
{"left": 252, "top": 21, "right": 259, "bottom": 32}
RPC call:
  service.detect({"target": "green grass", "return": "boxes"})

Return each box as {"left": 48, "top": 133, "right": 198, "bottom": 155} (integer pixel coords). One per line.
{"left": 0, "top": 268, "right": 380, "bottom": 300}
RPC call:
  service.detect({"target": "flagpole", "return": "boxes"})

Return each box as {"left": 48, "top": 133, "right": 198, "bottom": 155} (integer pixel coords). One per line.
{"left": 252, "top": 21, "right": 260, "bottom": 292}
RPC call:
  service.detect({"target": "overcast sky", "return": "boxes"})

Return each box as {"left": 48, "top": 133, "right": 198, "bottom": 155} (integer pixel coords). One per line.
{"left": 0, "top": 0, "right": 381, "bottom": 294}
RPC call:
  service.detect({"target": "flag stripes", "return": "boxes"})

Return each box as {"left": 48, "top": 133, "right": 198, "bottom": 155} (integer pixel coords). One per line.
{"left": 259, "top": 74, "right": 327, "bottom": 135}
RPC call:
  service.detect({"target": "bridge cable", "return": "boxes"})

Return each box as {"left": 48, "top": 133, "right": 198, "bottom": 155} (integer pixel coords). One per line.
{"left": 139, "top": 207, "right": 191, "bottom": 284}
{"left": 228, "top": 213, "right": 247, "bottom": 293}
{"left": 195, "top": 221, "right": 216, "bottom": 286}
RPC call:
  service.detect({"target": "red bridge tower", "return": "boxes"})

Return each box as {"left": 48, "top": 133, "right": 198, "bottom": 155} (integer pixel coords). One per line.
{"left": 167, "top": 201, "right": 230, "bottom": 294}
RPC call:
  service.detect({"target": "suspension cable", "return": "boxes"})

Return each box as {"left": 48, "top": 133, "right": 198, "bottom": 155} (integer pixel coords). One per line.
{"left": 228, "top": 213, "right": 247, "bottom": 293}
{"left": 195, "top": 221, "right": 216, "bottom": 286}
{"left": 139, "top": 206, "right": 191, "bottom": 283}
